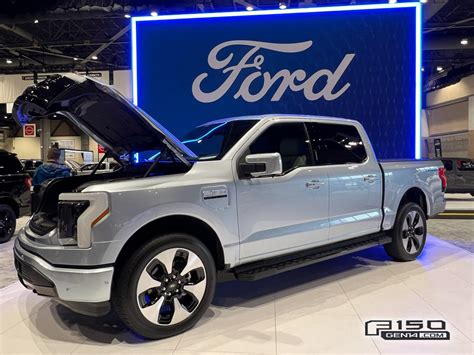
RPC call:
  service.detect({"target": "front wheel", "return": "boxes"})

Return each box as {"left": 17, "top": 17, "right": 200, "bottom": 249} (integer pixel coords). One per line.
{"left": 112, "top": 233, "right": 216, "bottom": 339}
{"left": 0, "top": 204, "right": 16, "bottom": 244}
{"left": 384, "top": 202, "right": 427, "bottom": 261}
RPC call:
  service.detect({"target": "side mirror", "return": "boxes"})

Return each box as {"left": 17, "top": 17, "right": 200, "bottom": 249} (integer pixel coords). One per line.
{"left": 240, "top": 153, "right": 283, "bottom": 178}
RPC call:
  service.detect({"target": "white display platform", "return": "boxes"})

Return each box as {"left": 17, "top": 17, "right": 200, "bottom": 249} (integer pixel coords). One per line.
{"left": 0, "top": 236, "right": 472, "bottom": 355}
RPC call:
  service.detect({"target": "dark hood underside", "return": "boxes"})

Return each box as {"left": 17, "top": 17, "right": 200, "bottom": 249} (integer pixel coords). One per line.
{"left": 12, "top": 73, "right": 196, "bottom": 161}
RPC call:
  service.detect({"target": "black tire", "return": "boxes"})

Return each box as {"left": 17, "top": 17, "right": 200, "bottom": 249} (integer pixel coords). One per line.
{"left": 0, "top": 204, "right": 16, "bottom": 244}
{"left": 112, "top": 233, "right": 216, "bottom": 339}
{"left": 384, "top": 202, "right": 427, "bottom": 261}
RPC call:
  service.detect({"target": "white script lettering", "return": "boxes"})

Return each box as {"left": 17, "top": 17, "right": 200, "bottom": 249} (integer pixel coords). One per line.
{"left": 192, "top": 40, "right": 355, "bottom": 103}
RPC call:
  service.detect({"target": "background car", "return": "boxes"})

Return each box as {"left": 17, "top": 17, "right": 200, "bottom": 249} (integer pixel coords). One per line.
{"left": 441, "top": 158, "right": 474, "bottom": 195}
{"left": 77, "top": 161, "right": 121, "bottom": 175}
{"left": 20, "top": 159, "right": 43, "bottom": 177}
{"left": 64, "top": 159, "right": 82, "bottom": 175}
{"left": 0, "top": 150, "right": 31, "bottom": 243}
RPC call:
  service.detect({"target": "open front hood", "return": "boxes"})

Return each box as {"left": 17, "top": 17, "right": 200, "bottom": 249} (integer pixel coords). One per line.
{"left": 12, "top": 73, "right": 196, "bottom": 162}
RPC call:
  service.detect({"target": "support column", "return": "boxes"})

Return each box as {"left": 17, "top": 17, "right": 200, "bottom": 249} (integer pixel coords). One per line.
{"left": 40, "top": 119, "right": 50, "bottom": 161}
{"left": 468, "top": 96, "right": 474, "bottom": 159}
{"left": 80, "top": 131, "right": 89, "bottom": 151}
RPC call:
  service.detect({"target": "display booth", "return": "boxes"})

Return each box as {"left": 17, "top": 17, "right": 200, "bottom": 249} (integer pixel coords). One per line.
{"left": 132, "top": 3, "right": 421, "bottom": 159}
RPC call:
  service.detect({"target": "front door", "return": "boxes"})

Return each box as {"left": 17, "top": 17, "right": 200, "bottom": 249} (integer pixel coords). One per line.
{"left": 235, "top": 122, "right": 329, "bottom": 261}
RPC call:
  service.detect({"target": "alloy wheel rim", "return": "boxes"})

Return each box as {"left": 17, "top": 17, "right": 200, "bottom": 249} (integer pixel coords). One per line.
{"left": 0, "top": 210, "right": 14, "bottom": 239}
{"left": 401, "top": 210, "right": 424, "bottom": 254}
{"left": 136, "top": 247, "right": 206, "bottom": 326}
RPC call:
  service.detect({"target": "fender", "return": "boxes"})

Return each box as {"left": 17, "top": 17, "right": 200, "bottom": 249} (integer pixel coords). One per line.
{"left": 106, "top": 202, "right": 240, "bottom": 267}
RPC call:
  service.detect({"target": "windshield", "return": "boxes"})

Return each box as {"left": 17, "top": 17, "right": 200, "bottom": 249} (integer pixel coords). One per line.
{"left": 130, "top": 119, "right": 258, "bottom": 164}
{"left": 181, "top": 120, "right": 258, "bottom": 160}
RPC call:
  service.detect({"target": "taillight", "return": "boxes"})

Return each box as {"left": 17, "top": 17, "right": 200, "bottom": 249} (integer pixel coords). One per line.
{"left": 438, "top": 167, "right": 447, "bottom": 192}
{"left": 24, "top": 176, "right": 32, "bottom": 189}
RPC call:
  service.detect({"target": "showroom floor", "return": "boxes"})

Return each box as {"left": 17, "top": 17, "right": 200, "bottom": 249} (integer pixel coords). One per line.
{"left": 0, "top": 228, "right": 472, "bottom": 353}
{"left": 1, "top": 194, "right": 472, "bottom": 354}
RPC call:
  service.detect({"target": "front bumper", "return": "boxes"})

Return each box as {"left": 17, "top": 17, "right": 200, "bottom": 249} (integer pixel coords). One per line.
{"left": 14, "top": 238, "right": 114, "bottom": 303}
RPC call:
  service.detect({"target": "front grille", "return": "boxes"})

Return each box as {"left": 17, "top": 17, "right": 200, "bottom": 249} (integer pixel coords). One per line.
{"left": 29, "top": 212, "right": 57, "bottom": 236}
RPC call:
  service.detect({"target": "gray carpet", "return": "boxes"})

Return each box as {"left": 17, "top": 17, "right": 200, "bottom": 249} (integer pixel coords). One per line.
{"left": 428, "top": 219, "right": 473, "bottom": 253}
{"left": 0, "top": 217, "right": 28, "bottom": 289}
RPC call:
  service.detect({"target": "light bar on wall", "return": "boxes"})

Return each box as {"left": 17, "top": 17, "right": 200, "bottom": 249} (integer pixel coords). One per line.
{"left": 131, "top": 2, "right": 422, "bottom": 159}
{"left": 415, "top": 3, "right": 422, "bottom": 159}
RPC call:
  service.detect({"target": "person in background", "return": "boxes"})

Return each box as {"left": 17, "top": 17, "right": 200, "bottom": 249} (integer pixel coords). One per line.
{"left": 32, "top": 143, "right": 71, "bottom": 186}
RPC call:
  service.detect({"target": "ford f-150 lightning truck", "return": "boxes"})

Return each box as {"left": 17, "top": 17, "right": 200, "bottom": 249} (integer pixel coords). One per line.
{"left": 12, "top": 74, "right": 446, "bottom": 339}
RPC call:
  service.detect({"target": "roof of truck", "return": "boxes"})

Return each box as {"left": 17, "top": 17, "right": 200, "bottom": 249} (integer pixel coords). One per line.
{"left": 198, "top": 114, "right": 358, "bottom": 127}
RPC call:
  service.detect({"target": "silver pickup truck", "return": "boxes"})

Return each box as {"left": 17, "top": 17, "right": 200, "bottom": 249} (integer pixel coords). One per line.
{"left": 13, "top": 74, "right": 446, "bottom": 339}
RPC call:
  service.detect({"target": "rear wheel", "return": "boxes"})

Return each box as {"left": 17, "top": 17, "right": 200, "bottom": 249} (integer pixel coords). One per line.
{"left": 384, "top": 202, "right": 427, "bottom": 261}
{"left": 112, "top": 233, "right": 216, "bottom": 339}
{"left": 0, "top": 204, "right": 16, "bottom": 244}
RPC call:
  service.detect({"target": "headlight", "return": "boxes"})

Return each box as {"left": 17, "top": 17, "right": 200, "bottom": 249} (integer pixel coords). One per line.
{"left": 58, "top": 192, "right": 109, "bottom": 248}
{"left": 58, "top": 200, "right": 89, "bottom": 245}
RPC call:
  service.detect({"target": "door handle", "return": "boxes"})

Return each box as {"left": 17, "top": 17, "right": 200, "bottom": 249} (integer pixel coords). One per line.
{"left": 306, "top": 180, "right": 325, "bottom": 189}
{"left": 363, "top": 174, "right": 376, "bottom": 183}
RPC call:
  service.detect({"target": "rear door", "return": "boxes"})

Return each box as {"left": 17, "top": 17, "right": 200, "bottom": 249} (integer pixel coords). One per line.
{"left": 306, "top": 122, "right": 383, "bottom": 242}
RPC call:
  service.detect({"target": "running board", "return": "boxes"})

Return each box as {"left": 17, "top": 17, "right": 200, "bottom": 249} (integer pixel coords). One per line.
{"left": 232, "top": 233, "right": 391, "bottom": 281}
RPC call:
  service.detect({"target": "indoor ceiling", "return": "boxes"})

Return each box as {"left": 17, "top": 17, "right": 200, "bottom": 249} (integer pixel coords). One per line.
{"left": 0, "top": 0, "right": 473, "bottom": 91}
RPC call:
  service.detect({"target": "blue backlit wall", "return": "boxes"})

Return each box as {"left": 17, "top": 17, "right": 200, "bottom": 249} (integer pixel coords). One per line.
{"left": 132, "top": 3, "right": 421, "bottom": 159}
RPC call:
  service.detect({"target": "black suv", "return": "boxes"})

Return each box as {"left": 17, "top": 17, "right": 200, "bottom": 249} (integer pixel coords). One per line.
{"left": 0, "top": 150, "right": 31, "bottom": 243}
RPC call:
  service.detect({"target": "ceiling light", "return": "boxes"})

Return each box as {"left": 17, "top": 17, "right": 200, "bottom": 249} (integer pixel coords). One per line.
{"left": 436, "top": 66, "right": 443, "bottom": 72}
{"left": 91, "top": 55, "right": 98, "bottom": 60}
{"left": 124, "top": 14, "right": 131, "bottom": 18}
{"left": 279, "top": 2, "right": 287, "bottom": 9}
{"left": 34, "top": 19, "right": 39, "bottom": 24}
{"left": 388, "top": 0, "right": 397, "bottom": 3}
{"left": 421, "top": 67, "right": 424, "bottom": 72}
{"left": 460, "top": 38, "right": 469, "bottom": 46}
{"left": 73, "top": 56, "right": 79, "bottom": 61}
{"left": 246, "top": 6, "right": 254, "bottom": 11}
{"left": 150, "top": 11, "right": 158, "bottom": 17}
{"left": 420, "top": 0, "right": 428, "bottom": 3}
{"left": 6, "top": 59, "right": 12, "bottom": 64}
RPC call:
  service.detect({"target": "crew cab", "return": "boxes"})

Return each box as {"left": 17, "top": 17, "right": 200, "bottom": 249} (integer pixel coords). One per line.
{"left": 12, "top": 74, "right": 446, "bottom": 339}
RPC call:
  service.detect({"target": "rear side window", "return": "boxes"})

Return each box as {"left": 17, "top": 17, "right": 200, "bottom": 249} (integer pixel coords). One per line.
{"left": 0, "top": 155, "right": 23, "bottom": 174}
{"left": 306, "top": 123, "right": 367, "bottom": 165}
{"left": 457, "top": 160, "right": 474, "bottom": 171}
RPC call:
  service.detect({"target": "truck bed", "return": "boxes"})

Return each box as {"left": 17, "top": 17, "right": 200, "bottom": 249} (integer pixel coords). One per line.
{"left": 379, "top": 159, "right": 445, "bottom": 230}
